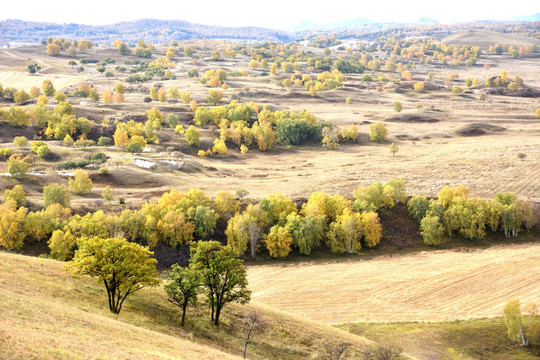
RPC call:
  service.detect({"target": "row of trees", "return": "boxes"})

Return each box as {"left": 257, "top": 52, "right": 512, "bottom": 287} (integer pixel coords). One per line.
{"left": 408, "top": 186, "right": 535, "bottom": 246}
{"left": 4, "top": 182, "right": 534, "bottom": 256}
{"left": 1, "top": 180, "right": 404, "bottom": 259}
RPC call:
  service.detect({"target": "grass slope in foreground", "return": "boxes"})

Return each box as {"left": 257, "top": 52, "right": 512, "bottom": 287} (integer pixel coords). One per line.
{"left": 340, "top": 320, "right": 540, "bottom": 360}
{"left": 0, "top": 251, "right": 372, "bottom": 360}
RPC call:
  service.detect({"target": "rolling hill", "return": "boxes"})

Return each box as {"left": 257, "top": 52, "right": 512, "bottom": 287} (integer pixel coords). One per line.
{"left": 441, "top": 29, "right": 540, "bottom": 48}
{"left": 0, "top": 18, "right": 294, "bottom": 44}
{"left": 0, "top": 251, "right": 374, "bottom": 360}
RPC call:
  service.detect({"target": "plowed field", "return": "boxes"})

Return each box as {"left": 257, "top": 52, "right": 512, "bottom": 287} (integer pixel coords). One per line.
{"left": 248, "top": 243, "right": 540, "bottom": 324}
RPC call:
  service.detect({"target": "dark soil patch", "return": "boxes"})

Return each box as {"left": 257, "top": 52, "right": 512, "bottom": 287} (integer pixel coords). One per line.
{"left": 378, "top": 203, "right": 423, "bottom": 250}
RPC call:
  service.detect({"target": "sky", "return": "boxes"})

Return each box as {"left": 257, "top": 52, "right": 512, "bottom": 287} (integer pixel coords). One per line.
{"left": 0, "top": 0, "right": 537, "bottom": 29}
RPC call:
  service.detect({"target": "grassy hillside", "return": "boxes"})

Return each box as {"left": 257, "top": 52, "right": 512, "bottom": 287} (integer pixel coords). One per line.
{"left": 0, "top": 251, "right": 374, "bottom": 360}
{"left": 339, "top": 319, "right": 540, "bottom": 360}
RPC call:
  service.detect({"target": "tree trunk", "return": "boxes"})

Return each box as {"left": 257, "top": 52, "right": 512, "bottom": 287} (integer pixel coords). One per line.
{"left": 243, "top": 328, "right": 253, "bottom": 359}
{"left": 181, "top": 303, "right": 187, "bottom": 327}
{"left": 214, "top": 305, "right": 221, "bottom": 326}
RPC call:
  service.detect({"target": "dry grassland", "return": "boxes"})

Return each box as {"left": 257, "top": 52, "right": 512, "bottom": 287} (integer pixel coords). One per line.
{"left": 247, "top": 242, "right": 540, "bottom": 324}
{"left": 0, "top": 45, "right": 539, "bottom": 206}
{"left": 0, "top": 251, "right": 374, "bottom": 360}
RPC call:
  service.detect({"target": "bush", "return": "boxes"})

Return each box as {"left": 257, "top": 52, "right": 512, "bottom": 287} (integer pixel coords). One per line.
{"left": 275, "top": 119, "right": 327, "bottom": 145}
{"left": 57, "top": 159, "right": 91, "bottom": 170}
{"left": 97, "top": 137, "right": 112, "bottom": 146}
{"left": 0, "top": 147, "right": 14, "bottom": 159}
{"left": 90, "top": 152, "right": 107, "bottom": 163}
{"left": 98, "top": 167, "right": 110, "bottom": 176}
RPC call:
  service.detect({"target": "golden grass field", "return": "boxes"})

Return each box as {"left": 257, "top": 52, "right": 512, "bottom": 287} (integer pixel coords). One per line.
{"left": 247, "top": 242, "right": 540, "bottom": 324}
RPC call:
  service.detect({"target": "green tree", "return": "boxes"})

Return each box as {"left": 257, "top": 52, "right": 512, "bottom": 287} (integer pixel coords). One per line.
{"left": 420, "top": 215, "right": 445, "bottom": 246}
{"left": 190, "top": 241, "right": 251, "bottom": 326}
{"left": 328, "top": 209, "right": 364, "bottom": 254}
{"left": 207, "top": 90, "right": 223, "bottom": 105}
{"left": 167, "top": 113, "right": 179, "bottom": 128}
{"left": 54, "top": 92, "right": 67, "bottom": 102}
{"left": 226, "top": 213, "right": 259, "bottom": 257}
{"left": 43, "top": 183, "right": 71, "bottom": 207}
{"left": 13, "top": 136, "right": 28, "bottom": 148}
{"left": 503, "top": 299, "right": 540, "bottom": 347}
{"left": 407, "top": 195, "right": 429, "bottom": 224}
{"left": 285, "top": 213, "right": 325, "bottom": 255}
{"left": 14, "top": 89, "right": 30, "bottom": 103}
{"left": 115, "top": 82, "right": 126, "bottom": 95}
{"left": 259, "top": 193, "right": 297, "bottom": 227}
{"left": 42, "top": 79, "right": 56, "bottom": 96}
{"left": 126, "top": 135, "right": 147, "bottom": 154}
{"left": 7, "top": 156, "right": 30, "bottom": 179}
{"left": 149, "top": 87, "right": 158, "bottom": 101}
{"left": 4, "top": 185, "right": 26, "bottom": 207}
{"left": 48, "top": 229, "right": 77, "bottom": 261}
{"left": 389, "top": 142, "right": 399, "bottom": 156}
{"left": 0, "top": 201, "right": 28, "bottom": 250}
{"left": 164, "top": 264, "right": 201, "bottom": 326}
{"left": 102, "top": 186, "right": 113, "bottom": 202}
{"left": 68, "top": 169, "right": 93, "bottom": 195}
{"left": 180, "top": 92, "right": 191, "bottom": 104}
{"left": 370, "top": 122, "right": 387, "bottom": 143}
{"left": 393, "top": 101, "right": 402, "bottom": 115}
{"left": 67, "top": 237, "right": 160, "bottom": 314}
{"left": 185, "top": 126, "right": 200, "bottom": 147}
{"left": 213, "top": 190, "right": 241, "bottom": 220}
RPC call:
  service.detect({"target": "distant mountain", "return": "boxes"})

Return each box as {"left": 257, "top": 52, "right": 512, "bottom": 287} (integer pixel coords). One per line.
{"left": 0, "top": 18, "right": 295, "bottom": 44}
{"left": 418, "top": 17, "right": 439, "bottom": 24}
{"left": 514, "top": 13, "right": 540, "bottom": 22}
{"left": 291, "top": 17, "right": 373, "bottom": 31}
{"left": 290, "top": 21, "right": 321, "bottom": 31}
{"left": 331, "top": 17, "right": 373, "bottom": 27}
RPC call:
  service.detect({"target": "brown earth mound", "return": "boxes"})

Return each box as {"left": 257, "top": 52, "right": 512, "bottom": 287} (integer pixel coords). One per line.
{"left": 387, "top": 112, "right": 440, "bottom": 123}
{"left": 454, "top": 122, "right": 506, "bottom": 137}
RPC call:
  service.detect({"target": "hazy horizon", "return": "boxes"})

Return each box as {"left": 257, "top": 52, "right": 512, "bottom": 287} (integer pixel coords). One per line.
{"left": 1, "top": 0, "right": 538, "bottom": 30}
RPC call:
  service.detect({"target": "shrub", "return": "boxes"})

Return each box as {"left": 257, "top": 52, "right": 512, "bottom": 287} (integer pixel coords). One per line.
{"left": 90, "top": 152, "right": 107, "bottom": 163}
{"left": 0, "top": 147, "right": 14, "bottom": 159}
{"left": 97, "top": 137, "right": 112, "bottom": 146}
{"left": 57, "top": 159, "right": 91, "bottom": 170}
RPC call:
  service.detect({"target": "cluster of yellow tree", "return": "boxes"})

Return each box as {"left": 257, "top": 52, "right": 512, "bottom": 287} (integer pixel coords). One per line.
{"left": 46, "top": 38, "right": 93, "bottom": 57}
{"left": 113, "top": 107, "right": 164, "bottom": 151}
{"left": 408, "top": 186, "right": 535, "bottom": 246}
{"left": 225, "top": 185, "right": 390, "bottom": 258}
{"left": 278, "top": 69, "right": 345, "bottom": 97}
{"left": 0, "top": 180, "right": 403, "bottom": 260}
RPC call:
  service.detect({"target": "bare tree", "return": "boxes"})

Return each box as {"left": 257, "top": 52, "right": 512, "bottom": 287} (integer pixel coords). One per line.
{"left": 362, "top": 342, "right": 402, "bottom": 360}
{"left": 243, "top": 311, "right": 267, "bottom": 359}
{"left": 248, "top": 222, "right": 261, "bottom": 259}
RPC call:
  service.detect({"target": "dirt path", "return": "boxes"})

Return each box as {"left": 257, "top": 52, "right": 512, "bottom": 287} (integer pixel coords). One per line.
{"left": 247, "top": 242, "right": 540, "bottom": 324}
